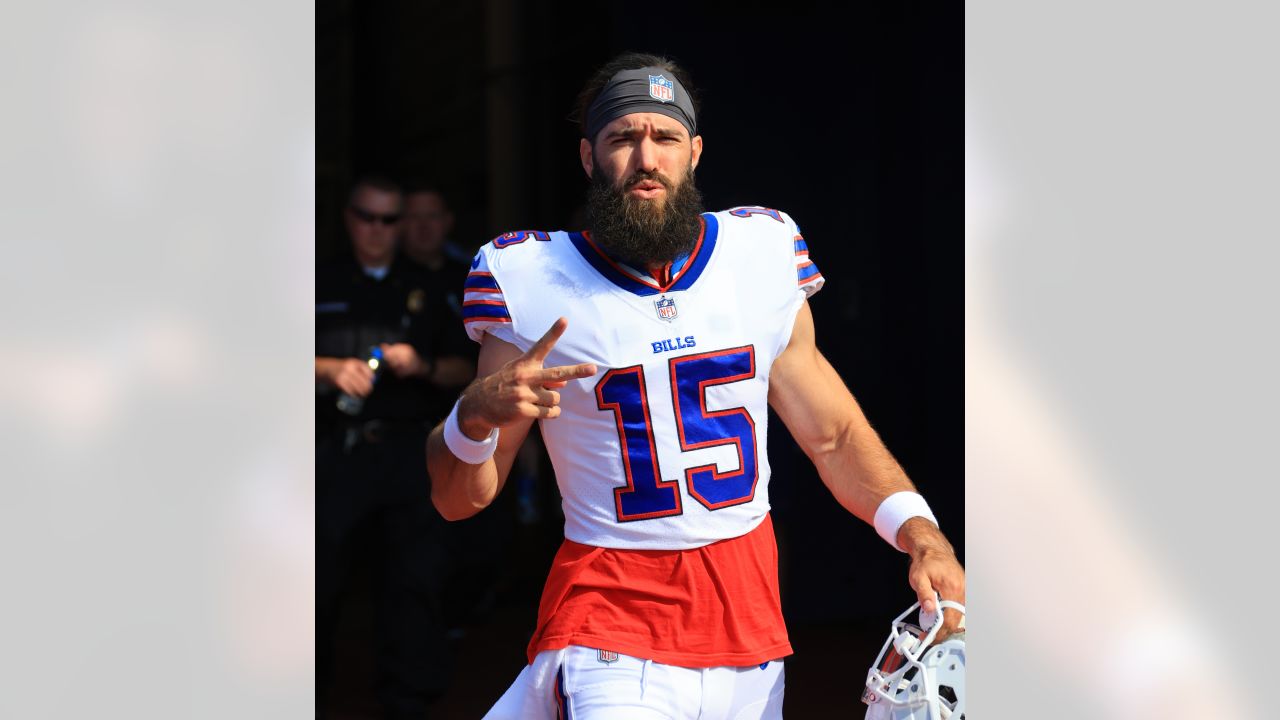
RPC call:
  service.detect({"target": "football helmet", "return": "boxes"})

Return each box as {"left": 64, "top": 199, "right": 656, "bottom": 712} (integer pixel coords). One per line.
{"left": 862, "top": 597, "right": 966, "bottom": 720}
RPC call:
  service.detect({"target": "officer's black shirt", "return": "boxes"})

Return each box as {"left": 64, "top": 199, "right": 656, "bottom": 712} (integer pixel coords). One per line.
{"left": 316, "top": 256, "right": 471, "bottom": 432}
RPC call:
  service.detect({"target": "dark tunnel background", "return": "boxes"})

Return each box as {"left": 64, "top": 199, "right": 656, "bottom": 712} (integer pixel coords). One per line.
{"left": 317, "top": 1, "right": 960, "bottom": 715}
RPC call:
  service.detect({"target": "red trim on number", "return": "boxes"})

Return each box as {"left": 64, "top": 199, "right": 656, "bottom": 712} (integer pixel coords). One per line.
{"left": 668, "top": 345, "right": 760, "bottom": 511}
{"left": 595, "top": 366, "right": 683, "bottom": 522}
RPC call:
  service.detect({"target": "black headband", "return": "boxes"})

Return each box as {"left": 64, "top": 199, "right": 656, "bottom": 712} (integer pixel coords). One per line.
{"left": 584, "top": 66, "right": 698, "bottom": 142}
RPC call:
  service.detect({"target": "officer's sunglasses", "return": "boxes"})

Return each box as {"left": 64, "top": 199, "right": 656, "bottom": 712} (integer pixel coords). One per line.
{"left": 348, "top": 205, "right": 401, "bottom": 226}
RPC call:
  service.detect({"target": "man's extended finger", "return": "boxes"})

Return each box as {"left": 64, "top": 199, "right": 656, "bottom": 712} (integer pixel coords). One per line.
{"left": 540, "top": 362, "right": 598, "bottom": 383}
{"left": 525, "top": 317, "right": 568, "bottom": 364}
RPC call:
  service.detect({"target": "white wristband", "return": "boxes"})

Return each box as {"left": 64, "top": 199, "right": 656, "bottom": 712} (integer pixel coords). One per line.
{"left": 442, "top": 400, "right": 499, "bottom": 464}
{"left": 873, "top": 491, "right": 938, "bottom": 552}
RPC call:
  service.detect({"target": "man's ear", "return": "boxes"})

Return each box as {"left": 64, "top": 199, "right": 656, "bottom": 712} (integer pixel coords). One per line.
{"left": 691, "top": 135, "right": 703, "bottom": 171}
{"left": 579, "top": 138, "right": 594, "bottom": 178}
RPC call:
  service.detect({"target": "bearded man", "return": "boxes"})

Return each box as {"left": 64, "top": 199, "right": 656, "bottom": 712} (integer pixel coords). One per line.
{"left": 425, "top": 52, "right": 965, "bottom": 719}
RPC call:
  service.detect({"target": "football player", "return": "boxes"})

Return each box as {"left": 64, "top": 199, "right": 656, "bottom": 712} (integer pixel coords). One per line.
{"left": 426, "top": 52, "right": 965, "bottom": 719}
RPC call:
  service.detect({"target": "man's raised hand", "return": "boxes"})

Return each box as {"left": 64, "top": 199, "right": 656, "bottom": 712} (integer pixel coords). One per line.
{"left": 456, "top": 318, "right": 597, "bottom": 440}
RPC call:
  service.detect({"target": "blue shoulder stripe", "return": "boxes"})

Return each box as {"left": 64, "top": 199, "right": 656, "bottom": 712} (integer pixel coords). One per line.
{"left": 797, "top": 263, "right": 821, "bottom": 281}
{"left": 464, "top": 273, "right": 501, "bottom": 291}
{"left": 462, "top": 303, "right": 511, "bottom": 320}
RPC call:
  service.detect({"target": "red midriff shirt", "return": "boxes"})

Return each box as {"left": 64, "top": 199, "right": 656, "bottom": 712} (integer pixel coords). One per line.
{"left": 526, "top": 514, "right": 793, "bottom": 668}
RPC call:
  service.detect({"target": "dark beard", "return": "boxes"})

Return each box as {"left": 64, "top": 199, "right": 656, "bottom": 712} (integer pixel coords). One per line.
{"left": 585, "top": 165, "right": 705, "bottom": 268}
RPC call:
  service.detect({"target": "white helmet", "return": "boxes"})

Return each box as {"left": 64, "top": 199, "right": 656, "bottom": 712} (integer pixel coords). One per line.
{"left": 862, "top": 597, "right": 966, "bottom": 720}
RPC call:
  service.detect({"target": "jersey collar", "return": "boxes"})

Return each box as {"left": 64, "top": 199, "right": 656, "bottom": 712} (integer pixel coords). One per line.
{"left": 569, "top": 213, "right": 719, "bottom": 297}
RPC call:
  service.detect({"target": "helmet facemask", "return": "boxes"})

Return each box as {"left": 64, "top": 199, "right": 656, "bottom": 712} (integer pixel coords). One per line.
{"left": 862, "top": 600, "right": 966, "bottom": 720}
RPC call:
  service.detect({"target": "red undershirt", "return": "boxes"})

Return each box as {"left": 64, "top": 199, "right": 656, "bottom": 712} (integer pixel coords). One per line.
{"left": 526, "top": 514, "right": 793, "bottom": 668}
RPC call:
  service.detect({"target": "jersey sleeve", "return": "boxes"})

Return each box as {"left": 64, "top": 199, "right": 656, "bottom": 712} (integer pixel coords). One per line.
{"left": 462, "top": 249, "right": 519, "bottom": 346}
{"left": 783, "top": 212, "right": 824, "bottom": 299}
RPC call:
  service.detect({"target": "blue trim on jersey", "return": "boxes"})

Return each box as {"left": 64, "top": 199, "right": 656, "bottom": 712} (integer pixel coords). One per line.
{"left": 462, "top": 303, "right": 510, "bottom": 320}
{"left": 797, "top": 262, "right": 821, "bottom": 281}
{"left": 670, "top": 248, "right": 691, "bottom": 275}
{"left": 794, "top": 238, "right": 809, "bottom": 254}
{"left": 464, "top": 274, "right": 501, "bottom": 291}
{"left": 569, "top": 232, "right": 660, "bottom": 295}
{"left": 568, "top": 213, "right": 719, "bottom": 297}
{"left": 668, "top": 213, "right": 717, "bottom": 292}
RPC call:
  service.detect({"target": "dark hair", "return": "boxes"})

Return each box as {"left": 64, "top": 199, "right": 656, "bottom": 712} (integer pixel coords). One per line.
{"left": 348, "top": 174, "right": 402, "bottom": 204}
{"left": 401, "top": 178, "right": 449, "bottom": 204}
{"left": 573, "top": 52, "right": 700, "bottom": 139}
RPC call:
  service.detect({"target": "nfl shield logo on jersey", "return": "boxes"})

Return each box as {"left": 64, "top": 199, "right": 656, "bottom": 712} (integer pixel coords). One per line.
{"left": 654, "top": 295, "right": 678, "bottom": 321}
{"left": 597, "top": 649, "right": 619, "bottom": 664}
{"left": 649, "top": 74, "right": 675, "bottom": 103}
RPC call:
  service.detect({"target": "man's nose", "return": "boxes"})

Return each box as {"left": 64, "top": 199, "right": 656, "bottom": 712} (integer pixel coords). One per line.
{"left": 634, "top": 138, "right": 660, "bottom": 173}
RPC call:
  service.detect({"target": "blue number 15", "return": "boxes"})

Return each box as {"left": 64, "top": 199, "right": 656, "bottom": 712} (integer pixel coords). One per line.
{"left": 594, "top": 345, "right": 759, "bottom": 522}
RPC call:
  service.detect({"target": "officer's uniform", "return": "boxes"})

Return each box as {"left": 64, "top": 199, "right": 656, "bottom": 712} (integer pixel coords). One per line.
{"left": 316, "top": 256, "right": 471, "bottom": 718}
{"left": 403, "top": 252, "right": 472, "bottom": 421}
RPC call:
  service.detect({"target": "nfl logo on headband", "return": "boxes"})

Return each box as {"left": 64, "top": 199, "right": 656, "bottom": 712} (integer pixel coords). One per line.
{"left": 648, "top": 74, "right": 675, "bottom": 103}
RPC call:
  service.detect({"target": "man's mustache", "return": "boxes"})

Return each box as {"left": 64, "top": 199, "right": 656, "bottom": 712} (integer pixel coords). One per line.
{"left": 622, "top": 170, "right": 674, "bottom": 192}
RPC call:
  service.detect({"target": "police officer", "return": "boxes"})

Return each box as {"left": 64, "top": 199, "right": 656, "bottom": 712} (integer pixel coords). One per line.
{"left": 316, "top": 175, "right": 475, "bottom": 717}
{"left": 399, "top": 183, "right": 478, "bottom": 413}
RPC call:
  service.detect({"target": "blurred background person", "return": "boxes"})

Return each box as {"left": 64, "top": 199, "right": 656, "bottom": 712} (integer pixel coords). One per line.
{"left": 315, "top": 175, "right": 475, "bottom": 718}
{"left": 400, "top": 180, "right": 512, "bottom": 652}
{"left": 401, "top": 183, "right": 477, "bottom": 273}
{"left": 397, "top": 182, "right": 480, "bottom": 418}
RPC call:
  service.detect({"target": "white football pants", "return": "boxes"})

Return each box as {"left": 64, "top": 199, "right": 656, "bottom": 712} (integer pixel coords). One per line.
{"left": 483, "top": 645, "right": 785, "bottom": 719}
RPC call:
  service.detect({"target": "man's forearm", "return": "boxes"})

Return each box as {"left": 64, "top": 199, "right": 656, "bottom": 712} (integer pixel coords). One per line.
{"left": 811, "top": 428, "right": 960, "bottom": 558}
{"left": 426, "top": 423, "right": 502, "bottom": 520}
{"left": 897, "top": 516, "right": 955, "bottom": 557}
{"left": 807, "top": 413, "right": 918, "bottom": 525}
{"left": 315, "top": 356, "right": 340, "bottom": 384}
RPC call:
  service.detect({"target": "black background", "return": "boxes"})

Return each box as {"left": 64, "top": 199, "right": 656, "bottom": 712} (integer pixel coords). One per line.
{"left": 318, "top": 1, "right": 960, "bottom": 715}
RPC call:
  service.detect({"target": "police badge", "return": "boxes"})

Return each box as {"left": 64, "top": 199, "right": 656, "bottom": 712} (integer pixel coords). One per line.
{"left": 406, "top": 288, "right": 425, "bottom": 314}
{"left": 654, "top": 295, "right": 677, "bottom": 321}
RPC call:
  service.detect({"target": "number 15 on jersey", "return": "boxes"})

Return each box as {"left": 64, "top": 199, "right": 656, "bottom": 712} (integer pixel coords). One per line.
{"left": 594, "top": 345, "right": 759, "bottom": 522}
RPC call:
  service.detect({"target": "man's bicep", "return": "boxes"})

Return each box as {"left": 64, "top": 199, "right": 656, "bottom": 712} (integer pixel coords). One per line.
{"left": 476, "top": 331, "right": 523, "bottom": 376}
{"left": 769, "top": 302, "right": 857, "bottom": 449}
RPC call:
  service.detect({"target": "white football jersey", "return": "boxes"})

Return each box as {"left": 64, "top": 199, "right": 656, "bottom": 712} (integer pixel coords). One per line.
{"left": 463, "top": 207, "right": 824, "bottom": 550}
